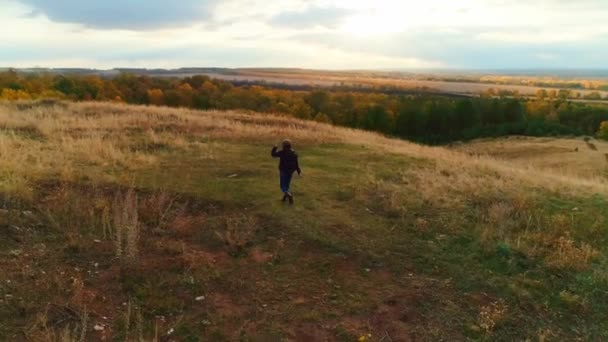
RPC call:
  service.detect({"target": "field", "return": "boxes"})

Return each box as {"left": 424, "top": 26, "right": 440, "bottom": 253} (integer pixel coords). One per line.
{"left": 150, "top": 69, "right": 608, "bottom": 100}
{"left": 1, "top": 101, "right": 608, "bottom": 341}
{"left": 453, "top": 136, "right": 608, "bottom": 180}
{"left": 38, "top": 67, "right": 608, "bottom": 100}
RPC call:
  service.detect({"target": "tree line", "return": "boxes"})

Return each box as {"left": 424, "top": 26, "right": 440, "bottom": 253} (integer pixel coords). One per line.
{"left": 1, "top": 70, "right": 608, "bottom": 144}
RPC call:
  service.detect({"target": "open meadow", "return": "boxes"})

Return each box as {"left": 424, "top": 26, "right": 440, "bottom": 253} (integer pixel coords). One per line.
{"left": 1, "top": 101, "right": 608, "bottom": 341}
{"left": 453, "top": 136, "right": 608, "bottom": 180}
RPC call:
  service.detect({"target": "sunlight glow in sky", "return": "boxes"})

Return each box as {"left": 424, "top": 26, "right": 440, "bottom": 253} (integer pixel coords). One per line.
{"left": 1, "top": 0, "right": 607, "bottom": 69}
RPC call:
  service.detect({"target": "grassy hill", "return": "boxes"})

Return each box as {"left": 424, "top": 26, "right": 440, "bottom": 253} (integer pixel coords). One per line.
{"left": 1, "top": 101, "right": 607, "bottom": 341}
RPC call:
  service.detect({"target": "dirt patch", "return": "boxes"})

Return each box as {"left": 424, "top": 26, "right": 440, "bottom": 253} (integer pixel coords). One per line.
{"left": 210, "top": 293, "right": 248, "bottom": 318}
{"left": 181, "top": 248, "right": 231, "bottom": 268}
{"left": 250, "top": 248, "right": 273, "bottom": 263}
{"left": 291, "top": 323, "right": 332, "bottom": 341}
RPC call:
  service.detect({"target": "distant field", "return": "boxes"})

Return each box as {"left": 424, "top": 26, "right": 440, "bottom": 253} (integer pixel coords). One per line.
{"left": 16, "top": 67, "right": 608, "bottom": 100}
{"left": 155, "top": 70, "right": 608, "bottom": 100}
{"left": 453, "top": 136, "right": 608, "bottom": 179}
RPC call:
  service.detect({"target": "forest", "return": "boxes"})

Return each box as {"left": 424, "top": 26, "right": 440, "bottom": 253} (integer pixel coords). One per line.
{"left": 1, "top": 70, "right": 608, "bottom": 144}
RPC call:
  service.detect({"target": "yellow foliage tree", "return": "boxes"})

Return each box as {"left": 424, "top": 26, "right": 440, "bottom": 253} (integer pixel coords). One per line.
{"left": 177, "top": 83, "right": 194, "bottom": 107}
{"left": 39, "top": 90, "right": 66, "bottom": 99}
{"left": 0, "top": 89, "right": 31, "bottom": 100}
{"left": 147, "top": 88, "right": 164, "bottom": 106}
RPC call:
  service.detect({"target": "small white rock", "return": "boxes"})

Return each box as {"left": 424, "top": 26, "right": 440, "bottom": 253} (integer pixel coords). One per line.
{"left": 167, "top": 328, "right": 175, "bottom": 335}
{"left": 94, "top": 324, "right": 105, "bottom": 331}
{"left": 9, "top": 250, "right": 22, "bottom": 257}
{"left": 195, "top": 296, "right": 205, "bottom": 301}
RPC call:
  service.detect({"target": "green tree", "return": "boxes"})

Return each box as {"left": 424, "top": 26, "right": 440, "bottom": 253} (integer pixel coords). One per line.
{"left": 53, "top": 76, "right": 76, "bottom": 95}
{"left": 454, "top": 99, "right": 478, "bottom": 130}
{"left": 304, "top": 90, "right": 329, "bottom": 114}
{"left": 363, "top": 104, "right": 390, "bottom": 133}
{"left": 557, "top": 89, "right": 571, "bottom": 100}
{"left": 503, "top": 99, "right": 524, "bottom": 123}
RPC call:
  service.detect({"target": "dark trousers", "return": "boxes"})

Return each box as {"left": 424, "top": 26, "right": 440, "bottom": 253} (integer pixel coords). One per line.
{"left": 279, "top": 170, "right": 293, "bottom": 193}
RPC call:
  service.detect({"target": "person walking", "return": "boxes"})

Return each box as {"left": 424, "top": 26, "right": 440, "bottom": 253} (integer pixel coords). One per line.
{"left": 271, "top": 139, "right": 301, "bottom": 204}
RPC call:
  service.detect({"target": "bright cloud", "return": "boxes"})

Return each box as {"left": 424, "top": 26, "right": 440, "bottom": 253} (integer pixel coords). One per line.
{"left": 1, "top": 0, "right": 607, "bottom": 69}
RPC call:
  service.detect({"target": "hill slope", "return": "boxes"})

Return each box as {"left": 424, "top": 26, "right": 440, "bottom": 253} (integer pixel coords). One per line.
{"left": 1, "top": 101, "right": 607, "bottom": 341}
{"left": 453, "top": 136, "right": 608, "bottom": 180}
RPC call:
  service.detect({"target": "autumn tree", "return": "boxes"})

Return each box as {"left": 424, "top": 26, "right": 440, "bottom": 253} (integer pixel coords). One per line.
{"left": 147, "top": 89, "right": 165, "bottom": 105}
{"left": 176, "top": 83, "right": 194, "bottom": 107}
{"left": 597, "top": 121, "right": 608, "bottom": 140}
{"left": 0, "top": 88, "right": 31, "bottom": 100}
{"left": 526, "top": 100, "right": 551, "bottom": 119}
{"left": 536, "top": 89, "right": 547, "bottom": 100}
{"left": 557, "top": 89, "right": 571, "bottom": 100}
{"left": 584, "top": 91, "right": 602, "bottom": 100}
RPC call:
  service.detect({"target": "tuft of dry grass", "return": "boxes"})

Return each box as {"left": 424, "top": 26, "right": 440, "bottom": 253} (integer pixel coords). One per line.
{"left": 113, "top": 189, "right": 140, "bottom": 262}
{"left": 30, "top": 304, "right": 88, "bottom": 342}
{"left": 215, "top": 214, "right": 258, "bottom": 255}
{"left": 545, "top": 236, "right": 599, "bottom": 271}
{"left": 477, "top": 299, "right": 508, "bottom": 335}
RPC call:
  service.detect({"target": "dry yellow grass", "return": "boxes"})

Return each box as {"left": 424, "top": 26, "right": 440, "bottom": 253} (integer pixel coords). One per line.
{"left": 453, "top": 136, "right": 608, "bottom": 180}
{"left": 1, "top": 100, "right": 607, "bottom": 203}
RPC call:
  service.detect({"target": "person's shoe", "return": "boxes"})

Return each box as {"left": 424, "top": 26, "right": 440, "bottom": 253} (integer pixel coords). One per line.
{"left": 287, "top": 192, "right": 294, "bottom": 205}
{"left": 281, "top": 194, "right": 288, "bottom": 202}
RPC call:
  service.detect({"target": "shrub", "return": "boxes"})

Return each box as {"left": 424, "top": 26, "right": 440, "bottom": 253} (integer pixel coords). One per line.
{"left": 597, "top": 121, "right": 608, "bottom": 140}
{"left": 215, "top": 214, "right": 257, "bottom": 256}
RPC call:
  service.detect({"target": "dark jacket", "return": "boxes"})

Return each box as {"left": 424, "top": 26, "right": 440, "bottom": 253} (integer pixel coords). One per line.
{"left": 271, "top": 147, "right": 301, "bottom": 174}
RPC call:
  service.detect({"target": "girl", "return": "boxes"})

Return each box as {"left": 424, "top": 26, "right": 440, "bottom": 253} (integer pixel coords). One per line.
{"left": 271, "top": 139, "right": 302, "bottom": 204}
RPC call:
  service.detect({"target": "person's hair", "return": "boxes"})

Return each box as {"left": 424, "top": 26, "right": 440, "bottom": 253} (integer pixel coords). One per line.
{"left": 282, "top": 139, "right": 292, "bottom": 149}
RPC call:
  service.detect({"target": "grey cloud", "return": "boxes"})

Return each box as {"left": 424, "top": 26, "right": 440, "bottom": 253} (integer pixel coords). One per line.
{"left": 18, "top": 0, "right": 217, "bottom": 30}
{"left": 269, "top": 6, "right": 352, "bottom": 28}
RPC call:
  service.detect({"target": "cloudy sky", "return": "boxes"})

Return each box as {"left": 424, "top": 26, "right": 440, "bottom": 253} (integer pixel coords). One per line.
{"left": 1, "top": 0, "right": 607, "bottom": 69}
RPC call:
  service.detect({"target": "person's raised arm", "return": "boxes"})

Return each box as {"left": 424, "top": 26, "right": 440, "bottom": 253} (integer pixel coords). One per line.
{"left": 271, "top": 145, "right": 280, "bottom": 157}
